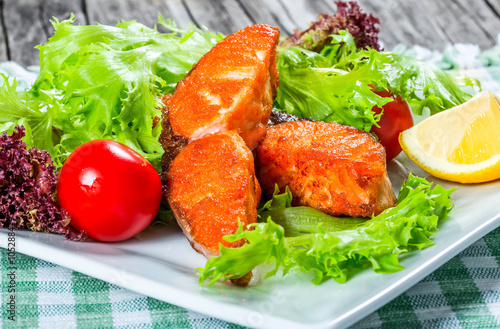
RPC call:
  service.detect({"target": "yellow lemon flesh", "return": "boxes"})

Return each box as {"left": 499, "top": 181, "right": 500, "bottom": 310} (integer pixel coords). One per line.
{"left": 399, "top": 90, "right": 500, "bottom": 183}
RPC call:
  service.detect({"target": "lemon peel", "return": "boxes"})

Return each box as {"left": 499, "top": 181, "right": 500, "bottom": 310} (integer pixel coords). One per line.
{"left": 400, "top": 90, "right": 500, "bottom": 183}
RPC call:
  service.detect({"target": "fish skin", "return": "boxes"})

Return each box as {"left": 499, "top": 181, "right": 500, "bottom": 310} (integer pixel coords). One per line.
{"left": 255, "top": 120, "right": 397, "bottom": 218}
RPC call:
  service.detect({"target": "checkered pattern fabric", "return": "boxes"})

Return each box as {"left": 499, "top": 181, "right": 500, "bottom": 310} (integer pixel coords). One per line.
{"left": 1, "top": 40, "right": 500, "bottom": 329}
{"left": 2, "top": 228, "right": 500, "bottom": 329}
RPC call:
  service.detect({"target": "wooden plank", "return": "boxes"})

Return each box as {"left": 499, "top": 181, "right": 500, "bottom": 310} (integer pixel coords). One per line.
{"left": 455, "top": 0, "right": 500, "bottom": 44}
{"left": 85, "top": 0, "right": 171, "bottom": 27}
{"left": 181, "top": 0, "right": 253, "bottom": 34}
{"left": 85, "top": 0, "right": 197, "bottom": 34}
{"left": 486, "top": 0, "right": 500, "bottom": 17}
{"left": 232, "top": 0, "right": 291, "bottom": 35}
{"left": 39, "top": 0, "right": 87, "bottom": 35}
{"left": 275, "top": 0, "right": 331, "bottom": 31}
{"left": 0, "top": 1, "right": 8, "bottom": 63}
{"left": 85, "top": 0, "right": 259, "bottom": 35}
{"left": 320, "top": 0, "right": 337, "bottom": 13}
{"left": 355, "top": 0, "right": 450, "bottom": 50}
{"left": 323, "top": 0, "right": 500, "bottom": 50}
{"left": 2, "top": 0, "right": 42, "bottom": 66}
{"left": 3, "top": 0, "right": 500, "bottom": 69}
{"left": 421, "top": 0, "right": 495, "bottom": 48}
{"left": 163, "top": 0, "right": 195, "bottom": 30}
{"left": 259, "top": 0, "right": 452, "bottom": 50}
{"left": 4, "top": 0, "right": 85, "bottom": 67}
{"left": 255, "top": 0, "right": 301, "bottom": 36}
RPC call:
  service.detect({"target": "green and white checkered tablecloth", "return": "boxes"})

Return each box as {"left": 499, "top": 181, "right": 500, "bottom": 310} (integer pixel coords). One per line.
{"left": 1, "top": 227, "right": 500, "bottom": 329}
{"left": 2, "top": 40, "right": 500, "bottom": 329}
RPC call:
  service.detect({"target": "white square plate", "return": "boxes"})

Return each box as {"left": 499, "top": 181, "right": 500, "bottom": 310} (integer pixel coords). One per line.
{"left": 1, "top": 155, "right": 499, "bottom": 329}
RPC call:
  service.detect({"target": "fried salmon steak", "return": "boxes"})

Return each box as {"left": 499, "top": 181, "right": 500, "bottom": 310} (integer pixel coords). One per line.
{"left": 165, "top": 131, "right": 261, "bottom": 258}
{"left": 161, "top": 24, "right": 280, "bottom": 157}
{"left": 255, "top": 121, "right": 397, "bottom": 217}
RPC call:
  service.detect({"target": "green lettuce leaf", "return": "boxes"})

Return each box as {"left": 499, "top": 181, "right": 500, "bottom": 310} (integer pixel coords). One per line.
{"left": 0, "top": 77, "right": 51, "bottom": 150}
{"left": 275, "top": 46, "right": 390, "bottom": 132}
{"left": 258, "top": 186, "right": 368, "bottom": 236}
{"left": 197, "top": 174, "right": 454, "bottom": 286}
{"left": 371, "top": 52, "right": 479, "bottom": 115}
{"left": 274, "top": 30, "right": 478, "bottom": 131}
{"left": 1, "top": 15, "right": 223, "bottom": 169}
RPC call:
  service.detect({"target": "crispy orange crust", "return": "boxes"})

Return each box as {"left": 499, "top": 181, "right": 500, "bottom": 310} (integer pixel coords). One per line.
{"left": 255, "top": 121, "right": 396, "bottom": 217}
{"left": 166, "top": 131, "right": 261, "bottom": 258}
{"left": 167, "top": 24, "right": 280, "bottom": 150}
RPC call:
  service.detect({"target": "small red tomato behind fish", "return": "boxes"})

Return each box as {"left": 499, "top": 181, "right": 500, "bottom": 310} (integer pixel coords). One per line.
{"left": 57, "top": 139, "right": 162, "bottom": 242}
{"left": 370, "top": 88, "right": 414, "bottom": 161}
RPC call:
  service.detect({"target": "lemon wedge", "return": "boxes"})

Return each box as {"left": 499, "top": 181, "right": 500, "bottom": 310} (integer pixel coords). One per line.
{"left": 399, "top": 90, "right": 500, "bottom": 183}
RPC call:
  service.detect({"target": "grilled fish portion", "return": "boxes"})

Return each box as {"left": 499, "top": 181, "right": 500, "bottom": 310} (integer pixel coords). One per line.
{"left": 164, "top": 24, "right": 280, "bottom": 151}
{"left": 165, "top": 130, "right": 261, "bottom": 258}
{"left": 255, "top": 121, "right": 396, "bottom": 217}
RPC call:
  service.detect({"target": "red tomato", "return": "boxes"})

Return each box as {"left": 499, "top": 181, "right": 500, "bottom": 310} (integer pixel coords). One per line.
{"left": 57, "top": 140, "right": 162, "bottom": 242}
{"left": 369, "top": 89, "right": 414, "bottom": 161}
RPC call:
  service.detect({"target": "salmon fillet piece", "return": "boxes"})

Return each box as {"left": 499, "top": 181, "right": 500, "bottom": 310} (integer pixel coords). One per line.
{"left": 255, "top": 121, "right": 396, "bottom": 217}
{"left": 165, "top": 130, "right": 261, "bottom": 258}
{"left": 163, "top": 24, "right": 280, "bottom": 152}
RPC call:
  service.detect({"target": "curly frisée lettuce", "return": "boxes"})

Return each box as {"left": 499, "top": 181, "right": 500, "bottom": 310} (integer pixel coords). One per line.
{"left": 274, "top": 30, "right": 479, "bottom": 132}
{"left": 197, "top": 174, "right": 454, "bottom": 286}
{"left": 0, "top": 15, "right": 223, "bottom": 169}
{"left": 275, "top": 45, "right": 391, "bottom": 132}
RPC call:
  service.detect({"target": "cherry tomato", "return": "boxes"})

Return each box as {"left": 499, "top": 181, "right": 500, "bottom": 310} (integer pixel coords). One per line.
{"left": 370, "top": 89, "right": 414, "bottom": 161}
{"left": 57, "top": 140, "right": 162, "bottom": 242}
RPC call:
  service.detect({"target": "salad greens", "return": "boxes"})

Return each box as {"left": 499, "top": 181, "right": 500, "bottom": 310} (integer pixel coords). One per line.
{"left": 0, "top": 13, "right": 477, "bottom": 164}
{"left": 0, "top": 15, "right": 223, "bottom": 170}
{"left": 275, "top": 30, "right": 479, "bottom": 132}
{"left": 0, "top": 6, "right": 463, "bottom": 284}
{"left": 198, "top": 174, "right": 454, "bottom": 285}
{"left": 278, "top": 0, "right": 381, "bottom": 53}
{"left": 275, "top": 44, "right": 389, "bottom": 132}
{"left": 0, "top": 126, "right": 85, "bottom": 240}
{"left": 257, "top": 186, "right": 368, "bottom": 236}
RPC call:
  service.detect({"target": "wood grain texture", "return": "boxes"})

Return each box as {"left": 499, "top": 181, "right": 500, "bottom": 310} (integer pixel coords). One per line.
{"left": 421, "top": 0, "right": 495, "bottom": 48}
{"left": 4, "top": 0, "right": 85, "bottom": 66}
{"left": 356, "top": 0, "right": 450, "bottom": 50}
{"left": 39, "top": 0, "right": 87, "bottom": 34}
{"left": 486, "top": 0, "right": 500, "bottom": 17}
{"left": 273, "top": 0, "right": 326, "bottom": 30}
{"left": 181, "top": 0, "right": 253, "bottom": 34}
{"left": 0, "top": 0, "right": 8, "bottom": 62}
{"left": 2, "top": 0, "right": 500, "bottom": 67}
{"left": 85, "top": 0, "right": 172, "bottom": 28}
{"left": 4, "top": 0, "right": 46, "bottom": 65}
{"left": 455, "top": 0, "right": 500, "bottom": 43}
{"left": 233, "top": 0, "right": 289, "bottom": 34}
{"left": 253, "top": 0, "right": 298, "bottom": 36}
{"left": 163, "top": 0, "right": 194, "bottom": 30}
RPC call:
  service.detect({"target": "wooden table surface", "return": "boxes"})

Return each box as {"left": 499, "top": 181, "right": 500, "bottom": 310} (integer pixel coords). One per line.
{"left": 4, "top": 0, "right": 500, "bottom": 67}
{"left": 2, "top": 2, "right": 499, "bottom": 328}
